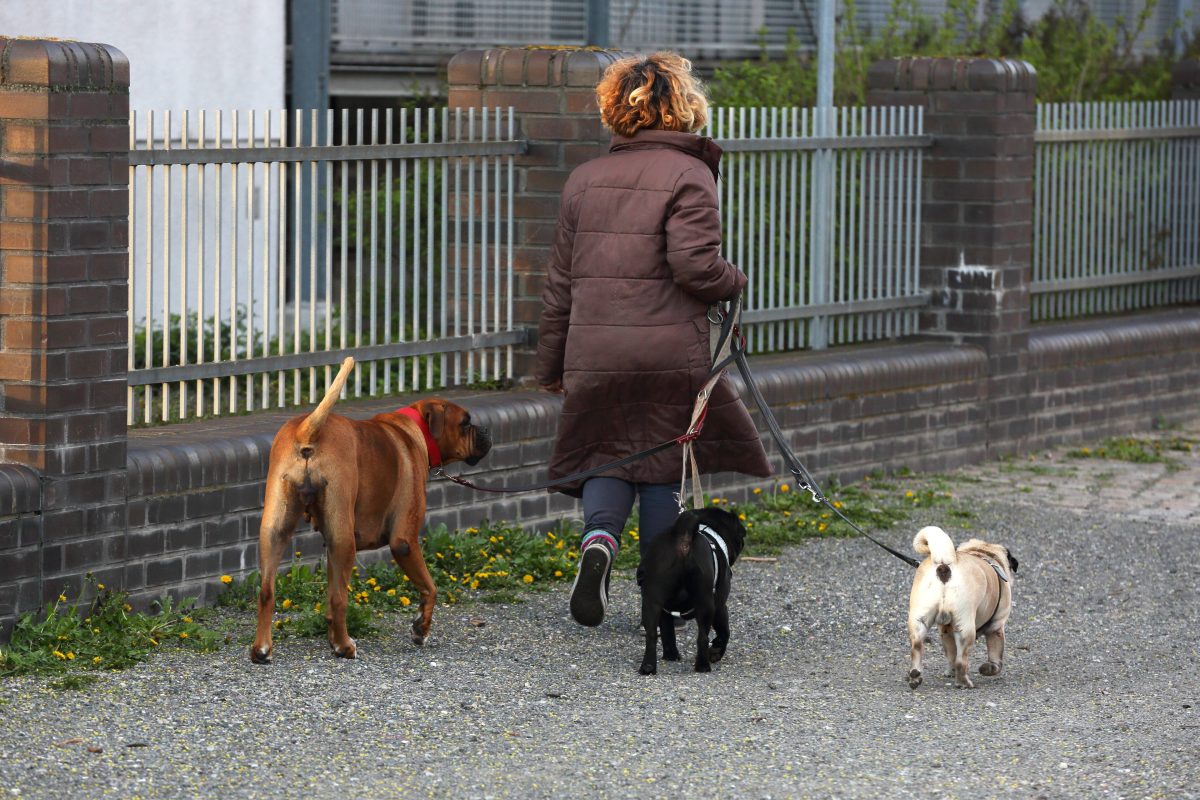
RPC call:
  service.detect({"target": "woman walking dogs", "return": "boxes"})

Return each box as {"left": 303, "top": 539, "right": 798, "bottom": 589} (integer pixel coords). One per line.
{"left": 535, "top": 52, "right": 772, "bottom": 627}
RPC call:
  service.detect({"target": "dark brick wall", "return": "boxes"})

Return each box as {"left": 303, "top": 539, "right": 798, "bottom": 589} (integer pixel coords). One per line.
{"left": 0, "top": 39, "right": 130, "bottom": 631}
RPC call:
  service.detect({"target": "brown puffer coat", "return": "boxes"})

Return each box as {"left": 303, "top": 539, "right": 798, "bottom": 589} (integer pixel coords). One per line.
{"left": 534, "top": 128, "right": 773, "bottom": 496}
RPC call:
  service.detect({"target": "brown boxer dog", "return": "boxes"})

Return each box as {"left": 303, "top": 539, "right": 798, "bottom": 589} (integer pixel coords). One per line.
{"left": 250, "top": 357, "right": 491, "bottom": 663}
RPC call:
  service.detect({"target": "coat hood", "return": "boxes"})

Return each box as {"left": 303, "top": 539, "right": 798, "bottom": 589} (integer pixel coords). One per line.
{"left": 609, "top": 129, "right": 723, "bottom": 179}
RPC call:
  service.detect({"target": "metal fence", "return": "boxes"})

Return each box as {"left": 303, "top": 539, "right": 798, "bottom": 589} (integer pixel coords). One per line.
{"left": 127, "top": 107, "right": 524, "bottom": 425}
{"left": 1033, "top": 100, "right": 1200, "bottom": 322}
{"left": 706, "top": 105, "right": 930, "bottom": 352}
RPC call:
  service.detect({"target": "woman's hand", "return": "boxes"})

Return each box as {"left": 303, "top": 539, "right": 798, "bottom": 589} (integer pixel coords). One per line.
{"left": 540, "top": 380, "right": 564, "bottom": 394}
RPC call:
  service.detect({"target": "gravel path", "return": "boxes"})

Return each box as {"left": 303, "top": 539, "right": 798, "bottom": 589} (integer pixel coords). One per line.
{"left": 2, "top": 426, "right": 1199, "bottom": 800}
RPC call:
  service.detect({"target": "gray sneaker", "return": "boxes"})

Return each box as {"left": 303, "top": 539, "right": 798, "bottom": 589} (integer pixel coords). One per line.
{"left": 569, "top": 543, "right": 612, "bottom": 627}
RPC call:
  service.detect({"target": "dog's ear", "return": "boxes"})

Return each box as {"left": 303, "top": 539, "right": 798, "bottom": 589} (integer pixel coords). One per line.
{"left": 424, "top": 402, "right": 446, "bottom": 439}
{"left": 1007, "top": 551, "right": 1019, "bottom": 574}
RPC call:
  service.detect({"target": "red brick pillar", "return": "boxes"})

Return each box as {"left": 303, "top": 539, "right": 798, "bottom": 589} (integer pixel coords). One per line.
{"left": 867, "top": 57, "right": 1037, "bottom": 456}
{"left": 447, "top": 47, "right": 626, "bottom": 380}
{"left": 1173, "top": 60, "right": 1200, "bottom": 99}
{"left": 0, "top": 39, "right": 130, "bottom": 604}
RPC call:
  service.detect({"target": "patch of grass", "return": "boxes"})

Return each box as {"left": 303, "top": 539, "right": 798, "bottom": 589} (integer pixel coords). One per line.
{"left": 1066, "top": 436, "right": 1196, "bottom": 464}
{"left": 217, "top": 519, "right": 585, "bottom": 639}
{"left": 0, "top": 577, "right": 225, "bottom": 681}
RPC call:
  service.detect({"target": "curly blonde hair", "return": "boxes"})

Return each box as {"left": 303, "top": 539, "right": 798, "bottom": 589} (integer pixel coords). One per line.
{"left": 596, "top": 52, "right": 709, "bottom": 137}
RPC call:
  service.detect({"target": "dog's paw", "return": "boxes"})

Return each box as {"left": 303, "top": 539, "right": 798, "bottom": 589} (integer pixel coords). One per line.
{"left": 331, "top": 638, "right": 357, "bottom": 659}
{"left": 249, "top": 645, "right": 273, "bottom": 665}
{"left": 662, "top": 647, "right": 681, "bottom": 662}
{"left": 694, "top": 661, "right": 712, "bottom": 673}
{"left": 954, "top": 678, "right": 976, "bottom": 689}
{"left": 410, "top": 620, "right": 428, "bottom": 646}
{"left": 908, "top": 668, "right": 922, "bottom": 689}
{"left": 979, "top": 661, "right": 1001, "bottom": 676}
{"left": 638, "top": 662, "right": 657, "bottom": 676}
{"left": 708, "top": 645, "right": 725, "bottom": 663}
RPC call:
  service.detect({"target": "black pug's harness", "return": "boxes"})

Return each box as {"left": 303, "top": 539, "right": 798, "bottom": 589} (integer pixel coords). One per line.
{"left": 664, "top": 522, "right": 733, "bottom": 621}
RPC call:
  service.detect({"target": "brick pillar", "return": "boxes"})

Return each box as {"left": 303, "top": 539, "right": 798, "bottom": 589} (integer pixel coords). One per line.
{"left": 447, "top": 47, "right": 626, "bottom": 380}
{"left": 1173, "top": 59, "right": 1200, "bottom": 99}
{"left": 867, "top": 57, "right": 1037, "bottom": 457}
{"left": 0, "top": 39, "right": 130, "bottom": 605}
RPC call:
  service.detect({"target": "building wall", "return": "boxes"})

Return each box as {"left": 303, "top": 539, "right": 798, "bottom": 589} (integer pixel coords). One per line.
{"left": 0, "top": 0, "right": 285, "bottom": 119}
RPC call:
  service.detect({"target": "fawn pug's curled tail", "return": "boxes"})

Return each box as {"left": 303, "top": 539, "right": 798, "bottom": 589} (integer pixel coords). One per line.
{"left": 296, "top": 357, "right": 356, "bottom": 447}
{"left": 913, "top": 525, "right": 956, "bottom": 584}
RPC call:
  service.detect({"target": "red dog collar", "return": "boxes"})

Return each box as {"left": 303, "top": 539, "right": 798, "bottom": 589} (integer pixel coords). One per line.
{"left": 395, "top": 407, "right": 443, "bottom": 468}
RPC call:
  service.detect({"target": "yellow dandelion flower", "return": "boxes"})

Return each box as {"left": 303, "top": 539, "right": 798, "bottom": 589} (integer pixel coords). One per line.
{"left": 367, "top": 577, "right": 377, "bottom": 586}
{"left": 92, "top": 656, "right": 102, "bottom": 664}
{"left": 818, "top": 523, "right": 828, "bottom": 532}
{"left": 555, "top": 540, "right": 565, "bottom": 550}
{"left": 783, "top": 511, "right": 791, "bottom": 517}
{"left": 523, "top": 574, "right": 534, "bottom": 584}
{"left": 373, "top": 585, "right": 381, "bottom": 592}
{"left": 295, "top": 551, "right": 302, "bottom": 557}
{"left": 221, "top": 575, "right": 233, "bottom": 584}
{"left": 833, "top": 501, "right": 843, "bottom": 509}
{"left": 554, "top": 570, "right": 563, "bottom": 577}
{"left": 150, "top": 638, "right": 159, "bottom": 646}
{"left": 58, "top": 594, "right": 67, "bottom": 603}
{"left": 314, "top": 603, "right": 322, "bottom": 613}
{"left": 753, "top": 488, "right": 762, "bottom": 495}
{"left": 470, "top": 581, "right": 479, "bottom": 590}
{"left": 400, "top": 596, "right": 411, "bottom": 607}
{"left": 738, "top": 513, "right": 747, "bottom": 521}
{"left": 466, "top": 527, "right": 478, "bottom": 534}
{"left": 780, "top": 484, "right": 790, "bottom": 493}
{"left": 274, "top": 620, "right": 283, "bottom": 629}
{"left": 66, "top": 652, "right": 75, "bottom": 660}
{"left": 182, "top": 616, "right": 193, "bottom": 623}
{"left": 436, "top": 552, "right": 444, "bottom": 559}
{"left": 53, "top": 650, "right": 67, "bottom": 660}
{"left": 904, "top": 491, "right": 915, "bottom": 498}
{"left": 179, "top": 632, "right": 189, "bottom": 639}
{"left": 96, "top": 583, "right": 105, "bottom": 590}
{"left": 387, "top": 588, "right": 397, "bottom": 597}
{"left": 712, "top": 498, "right": 721, "bottom": 505}
{"left": 489, "top": 536, "right": 498, "bottom": 544}
{"left": 546, "top": 531, "right": 557, "bottom": 540}
{"left": 123, "top": 603, "right": 132, "bottom": 612}
{"left": 281, "top": 599, "right": 293, "bottom": 610}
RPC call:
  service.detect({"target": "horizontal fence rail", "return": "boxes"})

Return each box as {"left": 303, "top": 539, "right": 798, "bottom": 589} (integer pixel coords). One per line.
{"left": 1033, "top": 100, "right": 1200, "bottom": 322}
{"left": 706, "top": 105, "right": 929, "bottom": 353}
{"left": 128, "top": 106, "right": 523, "bottom": 425}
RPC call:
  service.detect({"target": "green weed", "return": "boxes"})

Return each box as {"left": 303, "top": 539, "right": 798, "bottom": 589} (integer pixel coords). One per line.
{"left": 0, "top": 578, "right": 224, "bottom": 680}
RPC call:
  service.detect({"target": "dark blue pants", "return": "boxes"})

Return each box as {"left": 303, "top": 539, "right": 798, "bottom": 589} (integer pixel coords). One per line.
{"left": 581, "top": 477, "right": 679, "bottom": 581}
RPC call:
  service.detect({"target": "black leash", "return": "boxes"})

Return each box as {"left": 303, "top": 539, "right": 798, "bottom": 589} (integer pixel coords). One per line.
{"left": 727, "top": 335, "right": 919, "bottom": 569}
{"left": 436, "top": 297, "right": 919, "bottom": 569}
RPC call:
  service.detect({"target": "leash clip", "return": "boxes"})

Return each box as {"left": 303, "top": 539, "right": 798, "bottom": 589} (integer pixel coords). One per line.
{"left": 430, "top": 466, "right": 446, "bottom": 479}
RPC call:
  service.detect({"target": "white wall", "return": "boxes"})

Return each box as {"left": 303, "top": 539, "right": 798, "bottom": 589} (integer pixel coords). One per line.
{"left": 0, "top": 1, "right": 288, "bottom": 343}
{"left": 0, "top": 0, "right": 285, "bottom": 118}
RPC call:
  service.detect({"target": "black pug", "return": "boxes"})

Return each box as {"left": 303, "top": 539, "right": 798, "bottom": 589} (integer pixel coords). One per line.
{"left": 638, "top": 507, "right": 746, "bottom": 675}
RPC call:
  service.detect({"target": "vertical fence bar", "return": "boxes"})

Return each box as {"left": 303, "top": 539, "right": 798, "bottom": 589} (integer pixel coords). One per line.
{"left": 161, "top": 110, "right": 172, "bottom": 421}
{"left": 398, "top": 107, "right": 408, "bottom": 392}
{"left": 453, "top": 108, "right": 463, "bottom": 385}
{"left": 369, "top": 108, "right": 380, "bottom": 395}
{"left": 384, "top": 108, "right": 394, "bottom": 394}
{"left": 128, "top": 110, "right": 136, "bottom": 425}
{"left": 426, "top": 106, "right": 437, "bottom": 388}
{"left": 411, "top": 109, "right": 422, "bottom": 390}
{"left": 506, "top": 107, "right": 515, "bottom": 378}
{"left": 492, "top": 106, "right": 502, "bottom": 378}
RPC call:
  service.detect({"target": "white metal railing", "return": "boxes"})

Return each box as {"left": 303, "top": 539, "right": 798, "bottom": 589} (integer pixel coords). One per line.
{"left": 128, "top": 107, "right": 523, "bottom": 425}
{"left": 706, "top": 105, "right": 929, "bottom": 352}
{"left": 1033, "top": 100, "right": 1200, "bottom": 322}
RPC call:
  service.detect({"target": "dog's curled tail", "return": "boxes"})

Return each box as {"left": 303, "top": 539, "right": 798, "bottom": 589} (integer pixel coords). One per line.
{"left": 913, "top": 525, "right": 956, "bottom": 583}
{"left": 296, "top": 357, "right": 356, "bottom": 445}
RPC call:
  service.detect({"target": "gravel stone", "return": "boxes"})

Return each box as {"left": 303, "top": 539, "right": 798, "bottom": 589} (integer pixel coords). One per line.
{"left": 2, "top": 423, "right": 1198, "bottom": 799}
